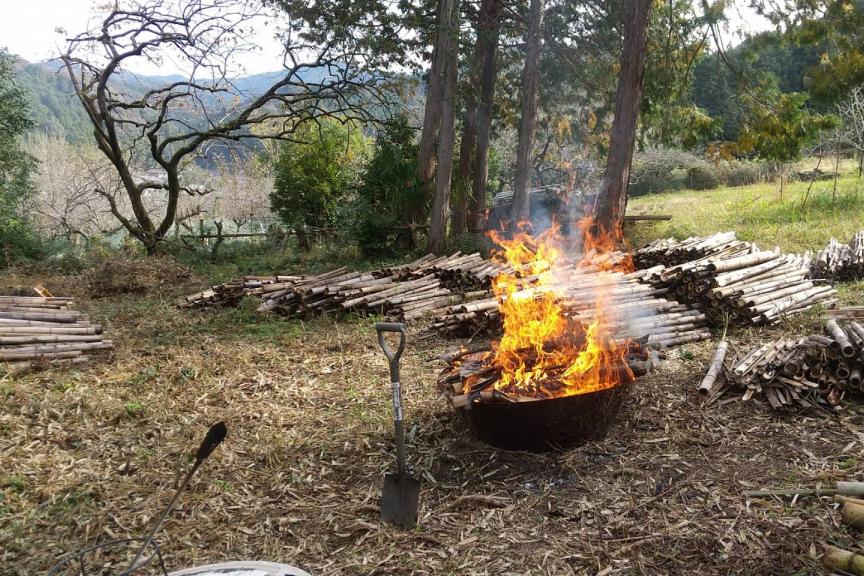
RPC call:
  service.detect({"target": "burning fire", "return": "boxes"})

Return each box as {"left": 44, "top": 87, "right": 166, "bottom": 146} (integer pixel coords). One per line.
{"left": 487, "top": 219, "right": 632, "bottom": 398}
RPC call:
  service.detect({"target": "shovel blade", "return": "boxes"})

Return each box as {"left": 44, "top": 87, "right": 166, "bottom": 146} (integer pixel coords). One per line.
{"left": 381, "top": 473, "right": 420, "bottom": 529}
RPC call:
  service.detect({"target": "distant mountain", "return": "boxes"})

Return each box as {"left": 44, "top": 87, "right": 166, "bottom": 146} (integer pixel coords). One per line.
{"left": 12, "top": 56, "right": 330, "bottom": 142}
{"left": 13, "top": 55, "right": 421, "bottom": 152}
{"left": 14, "top": 58, "right": 93, "bottom": 141}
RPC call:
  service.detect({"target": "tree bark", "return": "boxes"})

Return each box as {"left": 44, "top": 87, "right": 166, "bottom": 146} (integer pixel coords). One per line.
{"left": 427, "top": 0, "right": 462, "bottom": 254}
{"left": 510, "top": 0, "right": 544, "bottom": 228}
{"left": 451, "top": 99, "right": 477, "bottom": 236}
{"left": 593, "top": 0, "right": 652, "bottom": 234}
{"left": 468, "top": 0, "right": 502, "bottom": 233}
{"left": 417, "top": 0, "right": 455, "bottom": 209}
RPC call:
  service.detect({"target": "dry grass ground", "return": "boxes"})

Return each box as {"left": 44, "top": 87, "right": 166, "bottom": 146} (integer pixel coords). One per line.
{"left": 3, "top": 267, "right": 864, "bottom": 576}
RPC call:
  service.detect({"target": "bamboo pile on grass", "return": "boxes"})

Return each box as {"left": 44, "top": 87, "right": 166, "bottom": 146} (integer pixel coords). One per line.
{"left": 180, "top": 252, "right": 506, "bottom": 323}
{"left": 812, "top": 230, "right": 864, "bottom": 280}
{"left": 430, "top": 265, "right": 711, "bottom": 348}
{"left": 0, "top": 296, "right": 112, "bottom": 373}
{"left": 634, "top": 231, "right": 744, "bottom": 268}
{"left": 258, "top": 269, "right": 461, "bottom": 322}
{"left": 382, "top": 252, "right": 510, "bottom": 291}
{"left": 698, "top": 319, "right": 864, "bottom": 412}
{"left": 643, "top": 243, "right": 836, "bottom": 326}
{"left": 179, "top": 274, "right": 307, "bottom": 308}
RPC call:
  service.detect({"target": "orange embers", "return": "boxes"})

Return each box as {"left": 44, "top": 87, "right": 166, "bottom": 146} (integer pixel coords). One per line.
{"left": 487, "top": 220, "right": 632, "bottom": 399}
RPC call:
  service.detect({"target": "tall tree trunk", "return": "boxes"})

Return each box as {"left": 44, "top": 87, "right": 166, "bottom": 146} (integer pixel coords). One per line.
{"left": 468, "top": 0, "right": 502, "bottom": 233}
{"left": 416, "top": 0, "right": 455, "bottom": 216}
{"left": 450, "top": 55, "right": 480, "bottom": 235}
{"left": 594, "top": 0, "right": 652, "bottom": 234}
{"left": 427, "top": 0, "right": 462, "bottom": 254}
{"left": 510, "top": 0, "right": 544, "bottom": 228}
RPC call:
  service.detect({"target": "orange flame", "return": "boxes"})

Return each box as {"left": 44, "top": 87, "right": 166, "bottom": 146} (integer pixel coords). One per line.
{"left": 487, "top": 219, "right": 632, "bottom": 398}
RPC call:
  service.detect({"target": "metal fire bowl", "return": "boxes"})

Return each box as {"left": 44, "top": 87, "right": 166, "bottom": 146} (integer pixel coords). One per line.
{"left": 464, "top": 382, "right": 631, "bottom": 452}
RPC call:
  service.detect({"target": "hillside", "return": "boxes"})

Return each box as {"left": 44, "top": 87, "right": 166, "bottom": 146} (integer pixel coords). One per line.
{"left": 12, "top": 56, "right": 362, "bottom": 142}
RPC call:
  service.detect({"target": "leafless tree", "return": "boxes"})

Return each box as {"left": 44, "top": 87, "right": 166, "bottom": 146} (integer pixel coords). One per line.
{"left": 838, "top": 85, "right": 864, "bottom": 177}
{"left": 25, "top": 133, "right": 123, "bottom": 241}
{"left": 61, "top": 0, "right": 392, "bottom": 254}
{"left": 211, "top": 149, "right": 274, "bottom": 232}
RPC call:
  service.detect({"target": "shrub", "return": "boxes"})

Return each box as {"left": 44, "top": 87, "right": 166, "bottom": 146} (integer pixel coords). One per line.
{"left": 685, "top": 164, "right": 720, "bottom": 190}
{"left": 630, "top": 147, "right": 779, "bottom": 194}
{"left": 349, "top": 116, "right": 425, "bottom": 257}
{"left": 270, "top": 119, "right": 368, "bottom": 250}
{"left": 81, "top": 255, "right": 193, "bottom": 297}
{"left": 724, "top": 161, "right": 767, "bottom": 187}
{"left": 630, "top": 148, "right": 706, "bottom": 195}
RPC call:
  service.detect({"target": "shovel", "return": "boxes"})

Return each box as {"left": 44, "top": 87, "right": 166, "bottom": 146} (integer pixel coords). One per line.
{"left": 376, "top": 322, "right": 420, "bottom": 529}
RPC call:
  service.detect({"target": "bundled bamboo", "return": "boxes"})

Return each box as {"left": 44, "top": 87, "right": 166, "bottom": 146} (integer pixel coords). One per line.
{"left": 714, "top": 319, "right": 864, "bottom": 412}
{"left": 639, "top": 238, "right": 836, "bottom": 326}
{"left": 0, "top": 295, "right": 112, "bottom": 373}
{"left": 429, "top": 263, "right": 710, "bottom": 347}
{"left": 179, "top": 252, "right": 500, "bottom": 323}
{"left": 812, "top": 229, "right": 864, "bottom": 280}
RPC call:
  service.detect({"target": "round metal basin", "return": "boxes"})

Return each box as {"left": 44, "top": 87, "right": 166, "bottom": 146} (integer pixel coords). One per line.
{"left": 464, "top": 381, "right": 631, "bottom": 452}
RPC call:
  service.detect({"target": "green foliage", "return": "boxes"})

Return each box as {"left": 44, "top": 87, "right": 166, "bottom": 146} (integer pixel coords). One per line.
{"left": 770, "top": 0, "right": 864, "bottom": 104}
{"left": 348, "top": 117, "right": 424, "bottom": 257}
{"left": 692, "top": 31, "right": 823, "bottom": 141}
{"left": 14, "top": 61, "right": 92, "bottom": 141}
{"left": 685, "top": 164, "right": 720, "bottom": 190}
{"left": 736, "top": 91, "right": 838, "bottom": 163}
{"left": 629, "top": 148, "right": 773, "bottom": 195}
{"left": 269, "top": 119, "right": 368, "bottom": 246}
{"left": 629, "top": 169, "right": 864, "bottom": 254}
{"left": 640, "top": 0, "right": 720, "bottom": 148}
{"left": 0, "top": 50, "right": 41, "bottom": 267}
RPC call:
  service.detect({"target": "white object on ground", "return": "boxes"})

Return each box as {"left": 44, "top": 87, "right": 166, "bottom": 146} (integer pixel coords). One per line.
{"left": 169, "top": 560, "right": 313, "bottom": 576}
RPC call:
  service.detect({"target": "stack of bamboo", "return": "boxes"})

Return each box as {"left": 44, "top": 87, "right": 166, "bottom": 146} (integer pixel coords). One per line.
{"left": 634, "top": 231, "right": 744, "bottom": 268}
{"left": 699, "top": 319, "right": 864, "bottom": 411}
{"left": 812, "top": 230, "right": 864, "bottom": 280}
{"left": 258, "top": 268, "right": 461, "bottom": 322}
{"left": 179, "top": 274, "right": 306, "bottom": 308}
{"left": 384, "top": 252, "right": 510, "bottom": 291}
{"left": 640, "top": 238, "right": 836, "bottom": 325}
{"left": 179, "top": 252, "right": 508, "bottom": 322}
{"left": 0, "top": 296, "right": 112, "bottom": 373}
{"left": 429, "top": 265, "right": 711, "bottom": 347}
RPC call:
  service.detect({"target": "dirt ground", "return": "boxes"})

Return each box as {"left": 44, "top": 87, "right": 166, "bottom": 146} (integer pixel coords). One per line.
{"left": 2, "top": 278, "right": 864, "bottom": 576}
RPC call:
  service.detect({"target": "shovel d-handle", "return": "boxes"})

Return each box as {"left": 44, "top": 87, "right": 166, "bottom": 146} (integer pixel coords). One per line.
{"left": 375, "top": 322, "right": 408, "bottom": 476}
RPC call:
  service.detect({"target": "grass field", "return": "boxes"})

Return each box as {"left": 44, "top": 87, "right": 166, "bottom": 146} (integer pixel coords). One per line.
{"left": 2, "top": 172, "right": 864, "bottom": 575}
{"left": 628, "top": 171, "right": 864, "bottom": 253}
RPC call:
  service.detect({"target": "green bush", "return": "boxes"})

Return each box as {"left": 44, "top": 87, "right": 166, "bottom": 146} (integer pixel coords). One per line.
{"left": 349, "top": 116, "right": 426, "bottom": 257}
{"left": 0, "top": 49, "right": 42, "bottom": 267}
{"left": 685, "top": 164, "right": 720, "bottom": 190}
{"left": 269, "top": 119, "right": 368, "bottom": 250}
{"left": 630, "top": 148, "right": 778, "bottom": 194}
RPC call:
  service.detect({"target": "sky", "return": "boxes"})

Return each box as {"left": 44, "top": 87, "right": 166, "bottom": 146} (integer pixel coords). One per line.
{"left": 0, "top": 0, "right": 774, "bottom": 77}
{"left": 0, "top": 0, "right": 287, "bottom": 76}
